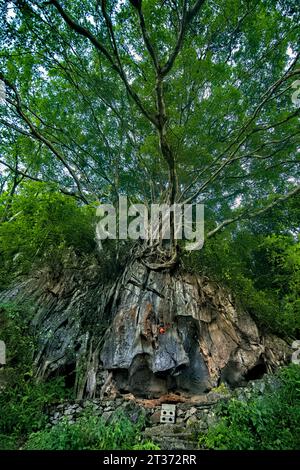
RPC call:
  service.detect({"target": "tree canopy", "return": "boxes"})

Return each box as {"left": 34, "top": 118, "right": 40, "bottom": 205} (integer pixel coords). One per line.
{"left": 0, "top": 0, "right": 299, "bottom": 241}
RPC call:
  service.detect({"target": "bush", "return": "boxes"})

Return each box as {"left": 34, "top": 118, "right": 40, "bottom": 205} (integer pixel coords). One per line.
{"left": 0, "top": 302, "right": 70, "bottom": 449}
{"left": 199, "top": 365, "right": 300, "bottom": 450}
{"left": 0, "top": 377, "right": 68, "bottom": 446}
{"left": 0, "top": 302, "right": 34, "bottom": 370}
{"left": 132, "top": 441, "right": 161, "bottom": 450}
{"left": 0, "top": 434, "right": 18, "bottom": 450}
{"left": 25, "top": 412, "right": 156, "bottom": 450}
{"left": 0, "top": 182, "right": 96, "bottom": 287}
{"left": 183, "top": 231, "right": 300, "bottom": 338}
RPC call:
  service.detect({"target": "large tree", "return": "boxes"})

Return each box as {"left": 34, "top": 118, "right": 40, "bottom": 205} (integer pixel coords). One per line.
{"left": 1, "top": 0, "right": 299, "bottom": 396}
{"left": 0, "top": 0, "right": 299, "bottom": 265}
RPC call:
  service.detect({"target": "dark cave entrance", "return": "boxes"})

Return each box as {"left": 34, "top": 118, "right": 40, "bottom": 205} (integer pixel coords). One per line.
{"left": 244, "top": 361, "right": 267, "bottom": 381}
{"left": 47, "top": 362, "right": 76, "bottom": 389}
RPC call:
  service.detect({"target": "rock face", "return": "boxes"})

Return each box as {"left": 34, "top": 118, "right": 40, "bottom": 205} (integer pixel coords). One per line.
{"left": 0, "top": 256, "right": 290, "bottom": 398}
{"left": 100, "top": 261, "right": 289, "bottom": 396}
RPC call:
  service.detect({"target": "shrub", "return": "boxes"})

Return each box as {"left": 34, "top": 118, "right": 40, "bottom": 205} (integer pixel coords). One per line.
{"left": 0, "top": 302, "right": 70, "bottom": 449}
{"left": 132, "top": 441, "right": 161, "bottom": 450}
{"left": 25, "top": 412, "right": 155, "bottom": 450}
{"left": 0, "top": 182, "right": 96, "bottom": 287}
{"left": 0, "top": 377, "right": 69, "bottom": 449}
{"left": 183, "top": 231, "right": 300, "bottom": 338}
{"left": 199, "top": 365, "right": 300, "bottom": 450}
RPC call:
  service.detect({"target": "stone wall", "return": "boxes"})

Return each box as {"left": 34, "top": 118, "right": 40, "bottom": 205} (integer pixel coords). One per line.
{"left": 48, "top": 394, "right": 220, "bottom": 428}
{"left": 48, "top": 395, "right": 220, "bottom": 450}
{"left": 47, "top": 374, "right": 282, "bottom": 450}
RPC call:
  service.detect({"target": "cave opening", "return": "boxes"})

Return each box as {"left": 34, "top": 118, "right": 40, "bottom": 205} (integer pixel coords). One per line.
{"left": 244, "top": 361, "right": 267, "bottom": 381}
{"left": 47, "top": 362, "right": 76, "bottom": 389}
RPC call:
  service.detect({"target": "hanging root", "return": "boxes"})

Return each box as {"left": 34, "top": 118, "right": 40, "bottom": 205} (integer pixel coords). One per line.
{"left": 138, "top": 245, "right": 179, "bottom": 271}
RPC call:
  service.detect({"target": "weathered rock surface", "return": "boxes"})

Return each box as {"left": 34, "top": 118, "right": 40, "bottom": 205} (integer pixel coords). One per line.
{"left": 99, "top": 261, "right": 290, "bottom": 395}
{"left": 0, "top": 255, "right": 290, "bottom": 398}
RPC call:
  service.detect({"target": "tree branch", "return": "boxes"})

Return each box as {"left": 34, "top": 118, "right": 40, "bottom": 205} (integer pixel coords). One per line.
{"left": 135, "top": 2, "right": 159, "bottom": 70}
{"left": 207, "top": 185, "right": 300, "bottom": 239}
{"left": 0, "top": 72, "right": 89, "bottom": 203}
{"left": 161, "top": 0, "right": 206, "bottom": 76}
{"left": 0, "top": 158, "right": 85, "bottom": 201}
{"left": 47, "top": 0, "right": 157, "bottom": 126}
{"left": 182, "top": 66, "right": 300, "bottom": 204}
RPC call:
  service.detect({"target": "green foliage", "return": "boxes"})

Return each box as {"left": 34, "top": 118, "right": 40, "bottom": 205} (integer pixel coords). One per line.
{"left": 0, "top": 302, "right": 70, "bottom": 449}
{"left": 93, "top": 239, "right": 134, "bottom": 285}
{"left": 211, "top": 383, "right": 230, "bottom": 396}
{"left": 0, "top": 0, "right": 299, "bottom": 218}
{"left": 0, "top": 182, "right": 96, "bottom": 287}
{"left": 0, "top": 302, "right": 34, "bottom": 375}
{"left": 0, "top": 0, "right": 298, "bottom": 453}
{"left": 24, "top": 412, "right": 154, "bottom": 451}
{"left": 0, "top": 301, "right": 154, "bottom": 451}
{"left": 0, "top": 376, "right": 68, "bottom": 446}
{"left": 132, "top": 441, "right": 161, "bottom": 450}
{"left": 252, "top": 235, "right": 300, "bottom": 335}
{"left": 199, "top": 365, "right": 300, "bottom": 450}
{"left": 0, "top": 434, "right": 18, "bottom": 450}
{"left": 184, "top": 229, "right": 300, "bottom": 337}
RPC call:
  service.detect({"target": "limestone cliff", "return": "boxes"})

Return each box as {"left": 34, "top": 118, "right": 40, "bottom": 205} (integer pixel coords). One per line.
{"left": 0, "top": 255, "right": 290, "bottom": 398}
